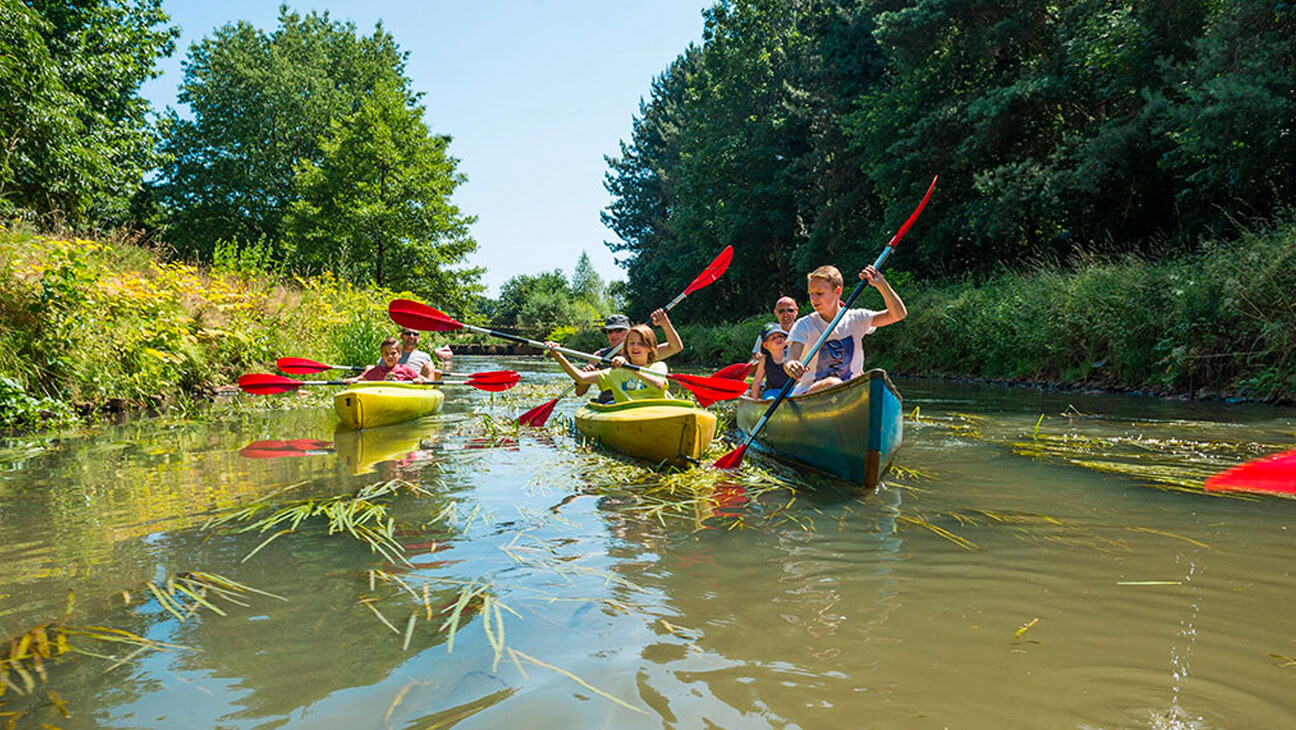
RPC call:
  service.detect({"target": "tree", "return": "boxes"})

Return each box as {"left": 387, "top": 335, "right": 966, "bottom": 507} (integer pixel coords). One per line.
{"left": 0, "top": 0, "right": 177, "bottom": 225}
{"left": 570, "top": 251, "right": 609, "bottom": 313}
{"left": 155, "top": 7, "right": 408, "bottom": 260}
{"left": 284, "top": 75, "right": 481, "bottom": 311}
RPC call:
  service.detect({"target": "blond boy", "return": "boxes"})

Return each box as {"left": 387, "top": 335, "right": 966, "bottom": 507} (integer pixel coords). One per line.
{"left": 783, "top": 265, "right": 907, "bottom": 395}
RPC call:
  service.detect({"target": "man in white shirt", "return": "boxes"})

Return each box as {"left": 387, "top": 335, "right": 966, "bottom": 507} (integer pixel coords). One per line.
{"left": 783, "top": 264, "right": 907, "bottom": 395}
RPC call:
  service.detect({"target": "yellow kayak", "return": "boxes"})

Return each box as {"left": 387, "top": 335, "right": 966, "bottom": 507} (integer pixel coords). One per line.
{"left": 334, "top": 382, "right": 445, "bottom": 430}
{"left": 573, "top": 398, "right": 716, "bottom": 465}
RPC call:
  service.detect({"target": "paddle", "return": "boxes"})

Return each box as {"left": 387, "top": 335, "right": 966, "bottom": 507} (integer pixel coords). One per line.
{"left": 515, "top": 246, "right": 735, "bottom": 426}
{"left": 1204, "top": 447, "right": 1296, "bottom": 495}
{"left": 276, "top": 357, "right": 365, "bottom": 374}
{"left": 714, "top": 175, "right": 938, "bottom": 471}
{"left": 517, "top": 361, "right": 751, "bottom": 427}
{"left": 388, "top": 301, "right": 749, "bottom": 407}
{"left": 238, "top": 370, "right": 520, "bottom": 395}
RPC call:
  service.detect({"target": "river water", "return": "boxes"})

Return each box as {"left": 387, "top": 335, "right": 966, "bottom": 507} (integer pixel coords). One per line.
{"left": 1, "top": 357, "right": 1294, "bottom": 729}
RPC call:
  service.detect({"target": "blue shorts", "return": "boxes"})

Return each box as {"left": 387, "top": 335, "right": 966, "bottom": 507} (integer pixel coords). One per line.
{"left": 760, "top": 388, "right": 781, "bottom": 399}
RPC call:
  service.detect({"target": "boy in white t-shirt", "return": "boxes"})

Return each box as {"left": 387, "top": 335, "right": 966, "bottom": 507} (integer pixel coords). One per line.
{"left": 783, "top": 264, "right": 907, "bottom": 395}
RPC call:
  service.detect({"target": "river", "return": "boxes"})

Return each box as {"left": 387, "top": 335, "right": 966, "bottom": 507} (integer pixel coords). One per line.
{"left": 1, "top": 357, "right": 1294, "bottom": 729}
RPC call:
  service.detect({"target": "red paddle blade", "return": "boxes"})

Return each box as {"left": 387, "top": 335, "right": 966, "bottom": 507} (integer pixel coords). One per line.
{"left": 388, "top": 299, "right": 465, "bottom": 333}
{"left": 682, "top": 246, "right": 734, "bottom": 296}
{"left": 669, "top": 373, "right": 749, "bottom": 404}
{"left": 238, "top": 373, "right": 304, "bottom": 395}
{"left": 517, "top": 397, "right": 560, "bottom": 427}
{"left": 887, "top": 175, "right": 938, "bottom": 249}
{"left": 711, "top": 362, "right": 751, "bottom": 380}
{"left": 713, "top": 442, "right": 749, "bottom": 470}
{"left": 1205, "top": 448, "right": 1296, "bottom": 495}
{"left": 468, "top": 377, "right": 519, "bottom": 392}
{"left": 465, "top": 370, "right": 521, "bottom": 384}
{"left": 276, "top": 357, "right": 331, "bottom": 374}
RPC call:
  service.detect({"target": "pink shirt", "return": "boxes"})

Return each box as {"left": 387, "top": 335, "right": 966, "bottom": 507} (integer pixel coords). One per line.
{"left": 360, "top": 363, "right": 422, "bottom": 382}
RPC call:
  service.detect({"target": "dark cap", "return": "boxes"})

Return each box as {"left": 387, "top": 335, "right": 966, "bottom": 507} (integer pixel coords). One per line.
{"left": 760, "top": 323, "right": 788, "bottom": 341}
{"left": 602, "top": 314, "right": 631, "bottom": 331}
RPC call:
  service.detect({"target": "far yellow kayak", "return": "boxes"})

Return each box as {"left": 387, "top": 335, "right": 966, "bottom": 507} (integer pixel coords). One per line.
{"left": 573, "top": 398, "right": 716, "bottom": 465}
{"left": 334, "top": 382, "right": 445, "bottom": 430}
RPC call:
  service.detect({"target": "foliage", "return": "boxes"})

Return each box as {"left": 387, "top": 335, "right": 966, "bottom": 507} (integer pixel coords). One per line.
{"left": 0, "top": 226, "right": 424, "bottom": 429}
{"left": 284, "top": 75, "right": 482, "bottom": 310}
{"left": 605, "top": 0, "right": 1296, "bottom": 316}
{"left": 155, "top": 8, "right": 405, "bottom": 260}
{"left": 491, "top": 252, "right": 622, "bottom": 340}
{"left": 0, "top": 0, "right": 178, "bottom": 226}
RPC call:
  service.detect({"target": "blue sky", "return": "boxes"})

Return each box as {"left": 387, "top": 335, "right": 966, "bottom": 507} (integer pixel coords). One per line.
{"left": 140, "top": 1, "right": 710, "bottom": 296}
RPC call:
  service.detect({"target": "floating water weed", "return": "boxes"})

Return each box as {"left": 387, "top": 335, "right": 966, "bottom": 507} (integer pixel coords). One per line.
{"left": 206, "top": 479, "right": 432, "bottom": 564}
{"left": 896, "top": 513, "right": 981, "bottom": 551}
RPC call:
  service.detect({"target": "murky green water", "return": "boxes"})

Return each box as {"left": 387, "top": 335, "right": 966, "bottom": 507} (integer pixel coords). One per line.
{"left": 2, "top": 357, "right": 1295, "bottom": 729}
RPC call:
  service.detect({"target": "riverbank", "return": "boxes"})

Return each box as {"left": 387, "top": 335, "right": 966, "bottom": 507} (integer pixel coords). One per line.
{"left": 0, "top": 226, "right": 411, "bottom": 430}
{"left": 662, "top": 220, "right": 1295, "bottom": 405}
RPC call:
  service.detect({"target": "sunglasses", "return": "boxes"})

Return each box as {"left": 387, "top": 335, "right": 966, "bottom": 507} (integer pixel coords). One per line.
{"left": 400, "top": 331, "right": 419, "bottom": 336}
{"left": 776, "top": 308, "right": 797, "bottom": 313}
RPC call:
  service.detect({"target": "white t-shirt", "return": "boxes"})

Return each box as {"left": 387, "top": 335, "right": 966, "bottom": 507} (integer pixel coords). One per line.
{"left": 750, "top": 322, "right": 792, "bottom": 355}
{"left": 787, "top": 308, "right": 877, "bottom": 394}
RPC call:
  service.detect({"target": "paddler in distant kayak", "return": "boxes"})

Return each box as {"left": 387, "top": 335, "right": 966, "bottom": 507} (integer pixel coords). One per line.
{"left": 346, "top": 338, "right": 437, "bottom": 383}
{"left": 782, "top": 264, "right": 907, "bottom": 395}
{"left": 545, "top": 324, "right": 671, "bottom": 402}
{"left": 575, "top": 310, "right": 683, "bottom": 403}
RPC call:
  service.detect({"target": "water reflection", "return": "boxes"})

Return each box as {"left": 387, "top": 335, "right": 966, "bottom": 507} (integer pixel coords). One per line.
{"left": 2, "top": 365, "right": 1296, "bottom": 729}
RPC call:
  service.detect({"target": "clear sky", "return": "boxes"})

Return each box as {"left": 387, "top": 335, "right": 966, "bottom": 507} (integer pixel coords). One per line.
{"left": 139, "top": 1, "right": 710, "bottom": 295}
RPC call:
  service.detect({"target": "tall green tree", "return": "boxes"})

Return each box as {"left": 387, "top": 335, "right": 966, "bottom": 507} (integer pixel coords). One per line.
{"left": 155, "top": 7, "right": 408, "bottom": 260}
{"left": 283, "top": 76, "right": 481, "bottom": 311}
{"left": 570, "top": 251, "right": 609, "bottom": 313}
{"left": 0, "top": 0, "right": 177, "bottom": 225}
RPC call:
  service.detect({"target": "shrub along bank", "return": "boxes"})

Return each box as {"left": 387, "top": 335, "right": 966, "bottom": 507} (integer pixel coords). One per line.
{"left": 665, "top": 222, "right": 1296, "bottom": 404}
{"left": 0, "top": 226, "right": 434, "bottom": 431}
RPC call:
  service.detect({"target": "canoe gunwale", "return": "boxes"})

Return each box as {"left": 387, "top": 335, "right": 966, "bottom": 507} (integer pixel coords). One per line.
{"left": 735, "top": 369, "right": 902, "bottom": 488}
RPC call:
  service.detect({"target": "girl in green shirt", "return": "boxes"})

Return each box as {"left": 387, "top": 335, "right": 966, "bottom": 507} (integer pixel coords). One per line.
{"left": 544, "top": 324, "right": 670, "bottom": 402}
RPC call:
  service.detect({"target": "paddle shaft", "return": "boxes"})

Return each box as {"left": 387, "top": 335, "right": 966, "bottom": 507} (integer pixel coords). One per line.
{"left": 736, "top": 247, "right": 894, "bottom": 450}
{"left": 456, "top": 323, "right": 666, "bottom": 377}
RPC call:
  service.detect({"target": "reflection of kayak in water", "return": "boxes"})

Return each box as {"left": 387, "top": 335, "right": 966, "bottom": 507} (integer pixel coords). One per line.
{"left": 332, "top": 420, "right": 442, "bottom": 475}
{"left": 334, "top": 382, "right": 445, "bottom": 429}
{"left": 239, "top": 439, "right": 335, "bottom": 459}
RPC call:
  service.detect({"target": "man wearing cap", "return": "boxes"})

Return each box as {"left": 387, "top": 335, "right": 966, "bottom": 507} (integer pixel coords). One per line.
{"left": 385, "top": 328, "right": 452, "bottom": 380}
{"left": 576, "top": 309, "right": 683, "bottom": 403}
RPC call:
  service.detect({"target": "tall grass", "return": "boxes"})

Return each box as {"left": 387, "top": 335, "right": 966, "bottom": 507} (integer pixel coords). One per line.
{"left": 660, "top": 221, "right": 1296, "bottom": 402}
{"left": 0, "top": 225, "right": 420, "bottom": 429}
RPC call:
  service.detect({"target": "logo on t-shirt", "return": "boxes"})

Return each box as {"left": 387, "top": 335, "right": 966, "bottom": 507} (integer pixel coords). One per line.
{"left": 816, "top": 337, "right": 854, "bottom": 382}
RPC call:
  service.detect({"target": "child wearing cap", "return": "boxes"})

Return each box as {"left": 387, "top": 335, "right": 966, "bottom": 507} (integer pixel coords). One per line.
{"left": 576, "top": 310, "right": 684, "bottom": 403}
{"left": 783, "top": 264, "right": 907, "bottom": 395}
{"left": 545, "top": 325, "right": 672, "bottom": 402}
{"left": 748, "top": 323, "right": 793, "bottom": 399}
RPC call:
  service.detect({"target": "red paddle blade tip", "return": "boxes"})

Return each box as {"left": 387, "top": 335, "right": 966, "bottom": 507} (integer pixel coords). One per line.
{"left": 517, "top": 398, "right": 560, "bottom": 427}
{"left": 238, "top": 373, "right": 301, "bottom": 394}
{"left": 1204, "top": 448, "right": 1296, "bottom": 495}
{"left": 711, "top": 362, "right": 752, "bottom": 381}
{"left": 886, "top": 175, "right": 938, "bottom": 249}
{"left": 388, "top": 299, "right": 465, "bottom": 333}
{"left": 276, "top": 357, "right": 329, "bottom": 374}
{"left": 683, "top": 245, "right": 734, "bottom": 296}
{"left": 712, "top": 443, "right": 749, "bottom": 470}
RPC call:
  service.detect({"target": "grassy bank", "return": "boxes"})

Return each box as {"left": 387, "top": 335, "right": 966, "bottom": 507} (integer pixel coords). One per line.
{"left": 666, "top": 222, "right": 1296, "bottom": 403}
{"left": 0, "top": 225, "right": 421, "bottom": 430}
